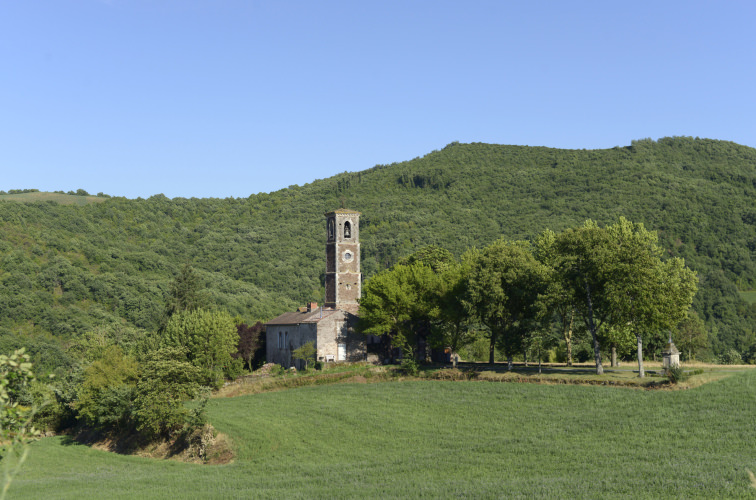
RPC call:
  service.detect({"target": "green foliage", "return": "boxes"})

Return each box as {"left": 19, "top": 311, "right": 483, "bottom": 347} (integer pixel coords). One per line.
{"left": 291, "top": 341, "right": 316, "bottom": 370}
{"left": 74, "top": 346, "right": 138, "bottom": 431}
{"left": 358, "top": 263, "right": 439, "bottom": 357}
{"left": 664, "top": 365, "right": 689, "bottom": 384}
{"left": 674, "top": 310, "right": 709, "bottom": 360}
{"left": 400, "top": 356, "right": 419, "bottom": 376}
{"left": 0, "top": 349, "right": 39, "bottom": 446}
{"left": 133, "top": 347, "right": 204, "bottom": 439}
{"left": 162, "top": 308, "right": 238, "bottom": 378}
{"left": 719, "top": 348, "right": 743, "bottom": 365}
{"left": 0, "top": 137, "right": 753, "bottom": 362}
{"left": 464, "top": 240, "right": 549, "bottom": 364}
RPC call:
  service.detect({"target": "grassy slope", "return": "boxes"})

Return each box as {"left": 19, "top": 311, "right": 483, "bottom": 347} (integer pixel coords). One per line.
{"left": 0, "top": 192, "right": 105, "bottom": 205}
{"left": 740, "top": 291, "right": 756, "bottom": 305}
{"left": 11, "top": 371, "right": 756, "bottom": 499}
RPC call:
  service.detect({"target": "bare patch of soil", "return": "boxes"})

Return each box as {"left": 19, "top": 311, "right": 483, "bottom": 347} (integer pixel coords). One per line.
{"left": 70, "top": 424, "right": 234, "bottom": 464}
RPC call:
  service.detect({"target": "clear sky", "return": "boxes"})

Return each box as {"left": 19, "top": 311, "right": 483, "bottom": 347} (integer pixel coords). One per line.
{"left": 2, "top": 1, "right": 755, "bottom": 199}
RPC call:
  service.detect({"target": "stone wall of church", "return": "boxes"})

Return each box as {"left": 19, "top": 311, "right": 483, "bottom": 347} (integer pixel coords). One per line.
{"left": 316, "top": 311, "right": 366, "bottom": 362}
{"left": 266, "top": 323, "right": 317, "bottom": 369}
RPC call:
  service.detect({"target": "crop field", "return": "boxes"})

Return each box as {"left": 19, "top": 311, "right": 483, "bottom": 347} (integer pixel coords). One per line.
{"left": 8, "top": 370, "right": 756, "bottom": 499}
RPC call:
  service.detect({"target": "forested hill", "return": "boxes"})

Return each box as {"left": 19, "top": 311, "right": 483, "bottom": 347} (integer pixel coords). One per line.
{"left": 1, "top": 136, "right": 755, "bottom": 359}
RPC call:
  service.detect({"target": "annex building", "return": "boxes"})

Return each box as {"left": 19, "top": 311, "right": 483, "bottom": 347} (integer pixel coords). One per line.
{"left": 265, "top": 209, "right": 366, "bottom": 369}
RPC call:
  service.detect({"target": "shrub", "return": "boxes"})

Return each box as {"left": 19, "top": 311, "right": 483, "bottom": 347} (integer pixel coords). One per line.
{"left": 665, "top": 365, "right": 688, "bottom": 384}
{"left": 223, "top": 357, "right": 245, "bottom": 381}
{"left": 400, "top": 357, "right": 419, "bottom": 376}
{"left": 314, "top": 361, "right": 324, "bottom": 371}
{"left": 718, "top": 349, "right": 742, "bottom": 365}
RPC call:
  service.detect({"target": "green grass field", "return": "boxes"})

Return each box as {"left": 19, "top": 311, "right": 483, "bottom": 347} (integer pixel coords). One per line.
{"left": 0, "top": 192, "right": 105, "bottom": 205}
{"left": 9, "top": 371, "right": 756, "bottom": 498}
{"left": 740, "top": 290, "right": 756, "bottom": 305}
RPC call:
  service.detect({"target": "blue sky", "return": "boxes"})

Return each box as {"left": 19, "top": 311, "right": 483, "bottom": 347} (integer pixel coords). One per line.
{"left": 2, "top": 1, "right": 755, "bottom": 199}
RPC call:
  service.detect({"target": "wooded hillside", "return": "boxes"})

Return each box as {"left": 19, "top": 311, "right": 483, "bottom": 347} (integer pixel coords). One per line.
{"left": 1, "top": 136, "right": 754, "bottom": 359}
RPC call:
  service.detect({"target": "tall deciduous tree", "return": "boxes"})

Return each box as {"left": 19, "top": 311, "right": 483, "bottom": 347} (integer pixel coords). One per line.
{"left": 357, "top": 263, "right": 438, "bottom": 358}
{"left": 432, "top": 254, "right": 477, "bottom": 366}
{"left": 162, "top": 309, "right": 238, "bottom": 378}
{"left": 555, "top": 218, "right": 698, "bottom": 376}
{"left": 674, "top": 310, "right": 708, "bottom": 361}
{"left": 534, "top": 229, "right": 578, "bottom": 366}
{"left": 235, "top": 321, "right": 264, "bottom": 370}
{"left": 464, "top": 240, "right": 548, "bottom": 367}
{"left": 605, "top": 218, "right": 697, "bottom": 377}
{"left": 554, "top": 221, "right": 619, "bottom": 375}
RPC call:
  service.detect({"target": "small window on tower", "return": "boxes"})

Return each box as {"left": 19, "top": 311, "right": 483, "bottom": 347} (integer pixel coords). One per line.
{"left": 328, "top": 219, "right": 335, "bottom": 240}
{"left": 344, "top": 221, "right": 351, "bottom": 238}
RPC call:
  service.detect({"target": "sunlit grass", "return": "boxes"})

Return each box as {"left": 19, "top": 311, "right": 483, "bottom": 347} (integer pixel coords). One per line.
{"left": 9, "top": 369, "right": 756, "bottom": 498}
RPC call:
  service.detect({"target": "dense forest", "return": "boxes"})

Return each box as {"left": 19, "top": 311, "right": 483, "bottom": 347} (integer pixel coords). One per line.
{"left": 1, "top": 136, "right": 755, "bottom": 367}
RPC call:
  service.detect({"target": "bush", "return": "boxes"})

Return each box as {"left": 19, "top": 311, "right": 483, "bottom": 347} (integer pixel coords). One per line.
{"left": 718, "top": 349, "right": 743, "bottom": 365}
{"left": 665, "top": 365, "right": 688, "bottom": 384}
{"left": 223, "top": 357, "right": 245, "bottom": 380}
{"left": 400, "top": 357, "right": 419, "bottom": 376}
{"left": 314, "top": 361, "right": 324, "bottom": 371}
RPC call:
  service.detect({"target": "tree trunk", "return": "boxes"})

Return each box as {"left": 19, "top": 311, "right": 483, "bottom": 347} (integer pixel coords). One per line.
{"left": 488, "top": 330, "right": 497, "bottom": 365}
{"left": 565, "top": 310, "right": 574, "bottom": 367}
{"left": 538, "top": 346, "right": 542, "bottom": 374}
{"left": 636, "top": 334, "right": 645, "bottom": 378}
{"left": 507, "top": 355, "right": 513, "bottom": 371}
{"left": 524, "top": 350, "right": 528, "bottom": 367}
{"left": 611, "top": 345, "right": 617, "bottom": 367}
{"left": 584, "top": 283, "right": 603, "bottom": 375}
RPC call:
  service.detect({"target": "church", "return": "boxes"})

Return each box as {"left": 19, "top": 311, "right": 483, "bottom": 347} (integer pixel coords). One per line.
{"left": 265, "top": 209, "right": 366, "bottom": 369}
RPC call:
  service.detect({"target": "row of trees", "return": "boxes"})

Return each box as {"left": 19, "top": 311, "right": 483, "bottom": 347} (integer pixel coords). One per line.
{"left": 1, "top": 137, "right": 755, "bottom": 362}
{"left": 358, "top": 218, "right": 699, "bottom": 376}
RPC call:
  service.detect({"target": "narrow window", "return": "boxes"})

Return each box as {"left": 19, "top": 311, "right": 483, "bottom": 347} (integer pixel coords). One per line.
{"left": 328, "top": 219, "right": 335, "bottom": 240}
{"left": 344, "top": 221, "right": 351, "bottom": 239}
{"left": 284, "top": 331, "right": 288, "bottom": 347}
{"left": 278, "top": 332, "right": 282, "bottom": 349}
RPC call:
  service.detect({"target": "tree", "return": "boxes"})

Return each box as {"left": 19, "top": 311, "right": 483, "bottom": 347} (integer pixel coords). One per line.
{"left": 674, "top": 310, "right": 708, "bottom": 361}
{"left": 555, "top": 218, "right": 697, "bottom": 376}
{"left": 464, "top": 240, "right": 549, "bottom": 367}
{"left": 292, "top": 341, "right": 316, "bottom": 370}
{"left": 0, "top": 349, "right": 43, "bottom": 498}
{"left": 600, "top": 323, "right": 635, "bottom": 367}
{"left": 605, "top": 218, "right": 697, "bottom": 377}
{"left": 133, "top": 347, "right": 203, "bottom": 439}
{"left": 534, "top": 229, "right": 578, "bottom": 366}
{"left": 74, "top": 346, "right": 139, "bottom": 432}
{"left": 554, "top": 221, "right": 619, "bottom": 375}
{"left": 357, "top": 263, "right": 439, "bottom": 359}
{"left": 162, "top": 309, "right": 238, "bottom": 379}
{"left": 160, "top": 264, "right": 204, "bottom": 330}
{"left": 431, "top": 255, "right": 477, "bottom": 367}
{"left": 235, "top": 321, "right": 264, "bottom": 370}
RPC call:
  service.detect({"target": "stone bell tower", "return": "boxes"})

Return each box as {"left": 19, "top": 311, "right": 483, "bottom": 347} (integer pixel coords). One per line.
{"left": 325, "top": 209, "right": 361, "bottom": 311}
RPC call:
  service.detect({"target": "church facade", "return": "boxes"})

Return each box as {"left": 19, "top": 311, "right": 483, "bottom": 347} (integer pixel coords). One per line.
{"left": 265, "top": 209, "right": 366, "bottom": 369}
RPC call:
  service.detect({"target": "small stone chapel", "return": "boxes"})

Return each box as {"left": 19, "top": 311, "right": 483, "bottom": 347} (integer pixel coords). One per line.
{"left": 265, "top": 209, "right": 366, "bottom": 369}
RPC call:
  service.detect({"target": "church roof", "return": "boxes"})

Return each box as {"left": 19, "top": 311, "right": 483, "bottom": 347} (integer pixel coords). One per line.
{"left": 265, "top": 307, "right": 337, "bottom": 325}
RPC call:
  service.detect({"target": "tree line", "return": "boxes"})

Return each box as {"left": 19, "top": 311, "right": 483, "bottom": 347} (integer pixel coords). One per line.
{"left": 358, "top": 218, "right": 700, "bottom": 375}
{"left": 0, "top": 136, "right": 754, "bottom": 370}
